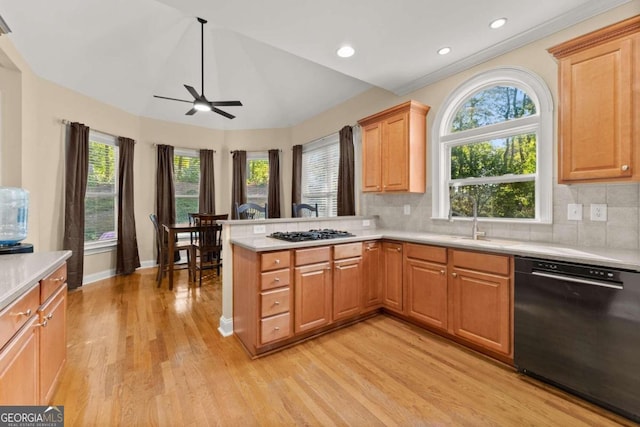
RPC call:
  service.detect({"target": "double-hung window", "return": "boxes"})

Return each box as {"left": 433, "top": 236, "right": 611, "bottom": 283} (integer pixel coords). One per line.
{"left": 432, "top": 67, "right": 553, "bottom": 223}
{"left": 246, "top": 152, "right": 269, "bottom": 206}
{"left": 302, "top": 133, "right": 339, "bottom": 217}
{"left": 85, "top": 130, "right": 118, "bottom": 249}
{"left": 174, "top": 149, "right": 200, "bottom": 223}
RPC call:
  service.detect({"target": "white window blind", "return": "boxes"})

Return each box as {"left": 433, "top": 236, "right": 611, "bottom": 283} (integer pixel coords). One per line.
{"left": 302, "top": 134, "right": 339, "bottom": 217}
{"left": 85, "top": 131, "right": 117, "bottom": 244}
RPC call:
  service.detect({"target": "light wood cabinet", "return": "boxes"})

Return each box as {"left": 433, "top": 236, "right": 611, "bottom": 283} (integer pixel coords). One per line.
{"left": 362, "top": 241, "right": 383, "bottom": 311}
{"left": 38, "top": 283, "right": 67, "bottom": 404}
{"left": 404, "top": 244, "right": 448, "bottom": 331}
{"left": 449, "top": 249, "right": 512, "bottom": 356}
{"left": 333, "top": 243, "right": 363, "bottom": 321}
{"left": 294, "top": 247, "right": 332, "bottom": 333}
{"left": 358, "top": 100, "right": 430, "bottom": 193}
{"left": 549, "top": 16, "right": 640, "bottom": 183}
{"left": 382, "top": 241, "right": 404, "bottom": 314}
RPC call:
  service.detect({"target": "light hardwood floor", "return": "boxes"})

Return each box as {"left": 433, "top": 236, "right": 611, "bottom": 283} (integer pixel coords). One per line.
{"left": 54, "top": 268, "right": 635, "bottom": 426}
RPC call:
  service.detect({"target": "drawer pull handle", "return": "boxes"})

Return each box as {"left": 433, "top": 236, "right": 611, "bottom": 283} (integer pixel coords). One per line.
{"left": 452, "top": 272, "right": 458, "bottom": 277}
{"left": 35, "top": 319, "right": 48, "bottom": 328}
{"left": 440, "top": 270, "right": 445, "bottom": 275}
{"left": 46, "top": 313, "right": 54, "bottom": 320}
{"left": 274, "top": 259, "right": 280, "bottom": 264}
{"left": 274, "top": 301, "right": 280, "bottom": 305}
{"left": 51, "top": 276, "right": 65, "bottom": 282}
{"left": 274, "top": 277, "right": 280, "bottom": 282}
{"left": 16, "top": 309, "right": 32, "bottom": 317}
{"left": 274, "top": 327, "right": 280, "bottom": 331}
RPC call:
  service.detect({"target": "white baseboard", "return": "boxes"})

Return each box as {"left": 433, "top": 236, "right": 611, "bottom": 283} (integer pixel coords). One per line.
{"left": 82, "top": 259, "right": 155, "bottom": 286}
{"left": 218, "top": 315, "right": 234, "bottom": 337}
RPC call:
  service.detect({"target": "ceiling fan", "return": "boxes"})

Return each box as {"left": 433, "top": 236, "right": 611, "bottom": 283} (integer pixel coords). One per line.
{"left": 154, "top": 17, "right": 242, "bottom": 119}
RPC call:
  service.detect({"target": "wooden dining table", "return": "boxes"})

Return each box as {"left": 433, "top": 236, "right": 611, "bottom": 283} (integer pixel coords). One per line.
{"left": 163, "top": 222, "right": 198, "bottom": 290}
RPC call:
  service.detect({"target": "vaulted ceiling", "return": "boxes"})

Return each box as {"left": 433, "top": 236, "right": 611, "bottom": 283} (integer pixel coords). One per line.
{"left": 0, "top": 0, "right": 631, "bottom": 130}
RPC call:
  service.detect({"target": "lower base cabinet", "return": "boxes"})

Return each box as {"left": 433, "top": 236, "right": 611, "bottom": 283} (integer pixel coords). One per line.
{"left": 0, "top": 315, "right": 39, "bottom": 404}
{"left": 362, "top": 241, "right": 383, "bottom": 311}
{"left": 294, "top": 260, "right": 332, "bottom": 333}
{"left": 382, "top": 242, "right": 404, "bottom": 314}
{"left": 38, "top": 284, "right": 68, "bottom": 404}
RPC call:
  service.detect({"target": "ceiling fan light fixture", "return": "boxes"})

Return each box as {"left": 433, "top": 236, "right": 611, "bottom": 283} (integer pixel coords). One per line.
{"left": 194, "top": 99, "right": 211, "bottom": 111}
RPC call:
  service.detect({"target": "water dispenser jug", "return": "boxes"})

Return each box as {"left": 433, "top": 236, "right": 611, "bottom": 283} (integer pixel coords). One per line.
{"left": 0, "top": 187, "right": 29, "bottom": 246}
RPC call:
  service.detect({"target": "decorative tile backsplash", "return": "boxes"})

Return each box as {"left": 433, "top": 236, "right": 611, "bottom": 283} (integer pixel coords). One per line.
{"left": 361, "top": 182, "right": 640, "bottom": 250}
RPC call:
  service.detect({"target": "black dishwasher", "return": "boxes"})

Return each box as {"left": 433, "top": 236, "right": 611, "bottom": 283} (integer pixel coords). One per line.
{"left": 514, "top": 256, "right": 640, "bottom": 422}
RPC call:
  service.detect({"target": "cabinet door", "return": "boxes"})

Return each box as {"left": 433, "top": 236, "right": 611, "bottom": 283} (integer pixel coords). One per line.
{"left": 362, "top": 122, "right": 382, "bottom": 192}
{"left": 39, "top": 285, "right": 67, "bottom": 405}
{"left": 382, "top": 113, "right": 409, "bottom": 191}
{"left": 0, "top": 316, "right": 39, "bottom": 405}
{"left": 294, "top": 262, "right": 332, "bottom": 333}
{"left": 362, "top": 241, "right": 383, "bottom": 310}
{"left": 333, "top": 257, "right": 363, "bottom": 321}
{"left": 382, "top": 242, "right": 404, "bottom": 313}
{"left": 451, "top": 267, "right": 510, "bottom": 355}
{"left": 405, "top": 258, "right": 447, "bottom": 330}
{"left": 558, "top": 36, "right": 634, "bottom": 182}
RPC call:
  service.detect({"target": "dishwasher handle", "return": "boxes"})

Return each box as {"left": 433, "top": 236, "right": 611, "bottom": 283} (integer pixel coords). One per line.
{"left": 531, "top": 271, "right": 623, "bottom": 290}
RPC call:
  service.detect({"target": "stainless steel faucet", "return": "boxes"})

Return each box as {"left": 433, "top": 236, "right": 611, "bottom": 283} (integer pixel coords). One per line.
{"left": 448, "top": 192, "right": 486, "bottom": 240}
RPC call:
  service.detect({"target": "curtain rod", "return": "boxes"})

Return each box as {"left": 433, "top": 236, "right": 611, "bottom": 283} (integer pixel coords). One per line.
{"left": 306, "top": 123, "right": 360, "bottom": 146}
{"left": 60, "top": 119, "right": 126, "bottom": 141}
{"left": 229, "top": 149, "right": 282, "bottom": 154}
{"left": 152, "top": 143, "right": 216, "bottom": 153}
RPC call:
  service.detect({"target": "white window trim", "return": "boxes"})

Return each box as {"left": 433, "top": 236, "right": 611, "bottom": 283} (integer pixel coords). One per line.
{"left": 431, "top": 66, "right": 554, "bottom": 224}
{"left": 84, "top": 131, "right": 118, "bottom": 253}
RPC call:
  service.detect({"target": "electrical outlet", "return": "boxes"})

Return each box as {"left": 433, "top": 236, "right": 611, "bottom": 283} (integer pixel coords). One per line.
{"left": 362, "top": 219, "right": 371, "bottom": 227}
{"left": 253, "top": 224, "right": 266, "bottom": 234}
{"left": 403, "top": 204, "right": 411, "bottom": 215}
{"left": 590, "top": 204, "right": 607, "bottom": 222}
{"left": 567, "top": 203, "right": 582, "bottom": 221}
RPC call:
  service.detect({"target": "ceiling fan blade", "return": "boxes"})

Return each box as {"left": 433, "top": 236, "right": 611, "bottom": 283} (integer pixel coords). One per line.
{"left": 186, "top": 108, "right": 197, "bottom": 116}
{"left": 184, "top": 85, "right": 200, "bottom": 99}
{"left": 210, "top": 100, "right": 243, "bottom": 107}
{"left": 212, "top": 107, "right": 235, "bottom": 119}
{"left": 154, "top": 95, "right": 192, "bottom": 104}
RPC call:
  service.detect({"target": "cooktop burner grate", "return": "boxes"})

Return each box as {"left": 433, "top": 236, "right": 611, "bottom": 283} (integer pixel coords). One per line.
{"left": 268, "top": 229, "right": 355, "bottom": 242}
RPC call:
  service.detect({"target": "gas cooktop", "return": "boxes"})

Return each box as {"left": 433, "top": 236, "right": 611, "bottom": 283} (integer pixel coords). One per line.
{"left": 268, "top": 229, "right": 355, "bottom": 242}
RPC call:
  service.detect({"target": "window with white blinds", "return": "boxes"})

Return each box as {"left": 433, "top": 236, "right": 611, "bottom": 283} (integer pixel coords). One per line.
{"left": 85, "top": 131, "right": 118, "bottom": 245}
{"left": 302, "top": 133, "right": 339, "bottom": 217}
{"left": 174, "top": 149, "right": 200, "bottom": 223}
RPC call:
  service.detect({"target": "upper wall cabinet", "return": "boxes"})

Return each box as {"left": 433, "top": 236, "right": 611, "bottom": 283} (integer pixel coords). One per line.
{"left": 358, "top": 100, "right": 430, "bottom": 193}
{"left": 549, "top": 15, "right": 640, "bottom": 183}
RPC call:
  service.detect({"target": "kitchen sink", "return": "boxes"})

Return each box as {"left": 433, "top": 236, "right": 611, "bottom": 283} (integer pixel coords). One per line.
{"left": 433, "top": 235, "right": 522, "bottom": 246}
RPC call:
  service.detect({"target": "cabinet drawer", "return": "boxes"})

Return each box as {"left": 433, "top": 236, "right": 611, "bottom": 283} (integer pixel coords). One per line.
{"left": 261, "top": 251, "right": 290, "bottom": 272}
{"left": 40, "top": 263, "right": 67, "bottom": 303}
{"left": 260, "top": 269, "right": 291, "bottom": 291}
{"left": 295, "top": 246, "right": 331, "bottom": 266}
{"left": 334, "top": 242, "right": 362, "bottom": 260}
{"left": 0, "top": 284, "right": 40, "bottom": 347}
{"left": 260, "top": 313, "right": 291, "bottom": 345}
{"left": 405, "top": 243, "right": 446, "bottom": 263}
{"left": 451, "top": 250, "right": 510, "bottom": 276}
{"left": 261, "top": 288, "right": 290, "bottom": 317}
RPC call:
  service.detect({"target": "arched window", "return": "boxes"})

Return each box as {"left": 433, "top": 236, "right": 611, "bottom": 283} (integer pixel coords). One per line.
{"left": 431, "top": 67, "right": 553, "bottom": 223}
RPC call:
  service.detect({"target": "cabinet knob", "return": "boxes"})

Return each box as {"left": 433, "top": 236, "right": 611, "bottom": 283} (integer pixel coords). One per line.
{"left": 452, "top": 272, "right": 458, "bottom": 277}
{"left": 46, "top": 313, "right": 54, "bottom": 320}
{"left": 16, "top": 309, "right": 32, "bottom": 317}
{"left": 52, "top": 276, "right": 65, "bottom": 282}
{"left": 274, "top": 277, "right": 280, "bottom": 282}
{"left": 274, "top": 301, "right": 280, "bottom": 305}
{"left": 440, "top": 270, "right": 445, "bottom": 275}
{"left": 621, "top": 164, "right": 629, "bottom": 171}
{"left": 274, "top": 259, "right": 280, "bottom": 264}
{"left": 396, "top": 247, "right": 401, "bottom": 252}
{"left": 35, "top": 319, "right": 48, "bottom": 328}
{"left": 274, "top": 327, "right": 280, "bottom": 331}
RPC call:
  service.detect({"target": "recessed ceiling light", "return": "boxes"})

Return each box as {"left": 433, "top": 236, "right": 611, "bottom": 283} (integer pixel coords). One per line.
{"left": 490, "top": 18, "right": 507, "bottom": 29}
{"left": 337, "top": 45, "right": 355, "bottom": 58}
{"left": 437, "top": 47, "right": 451, "bottom": 55}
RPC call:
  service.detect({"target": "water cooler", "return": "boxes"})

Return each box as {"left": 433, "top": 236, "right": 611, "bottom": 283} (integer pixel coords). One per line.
{"left": 0, "top": 187, "right": 33, "bottom": 254}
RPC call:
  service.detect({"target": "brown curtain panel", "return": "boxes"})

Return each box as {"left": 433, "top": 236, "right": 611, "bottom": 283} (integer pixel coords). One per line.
{"left": 337, "top": 125, "right": 355, "bottom": 216}
{"left": 268, "top": 149, "right": 281, "bottom": 218}
{"left": 116, "top": 137, "right": 141, "bottom": 275}
{"left": 231, "top": 150, "right": 247, "bottom": 219}
{"left": 291, "top": 144, "right": 302, "bottom": 217}
{"left": 63, "top": 122, "right": 89, "bottom": 290}
{"left": 199, "top": 149, "right": 216, "bottom": 213}
{"left": 155, "top": 145, "right": 177, "bottom": 261}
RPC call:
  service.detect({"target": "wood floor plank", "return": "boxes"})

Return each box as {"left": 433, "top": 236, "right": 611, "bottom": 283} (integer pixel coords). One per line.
{"left": 52, "top": 268, "right": 636, "bottom": 426}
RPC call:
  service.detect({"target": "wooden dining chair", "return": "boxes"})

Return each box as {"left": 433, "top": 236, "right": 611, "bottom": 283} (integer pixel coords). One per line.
{"left": 235, "top": 202, "right": 268, "bottom": 219}
{"left": 292, "top": 203, "right": 319, "bottom": 217}
{"left": 149, "top": 213, "right": 194, "bottom": 287}
{"left": 190, "top": 213, "right": 226, "bottom": 285}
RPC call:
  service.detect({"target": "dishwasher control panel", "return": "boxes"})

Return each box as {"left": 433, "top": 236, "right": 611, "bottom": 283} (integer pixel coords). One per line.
{"left": 531, "top": 259, "right": 623, "bottom": 283}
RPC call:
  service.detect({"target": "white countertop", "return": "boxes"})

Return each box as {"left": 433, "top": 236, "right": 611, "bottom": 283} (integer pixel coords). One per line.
{"left": 231, "top": 229, "right": 640, "bottom": 271}
{"left": 0, "top": 251, "right": 72, "bottom": 312}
